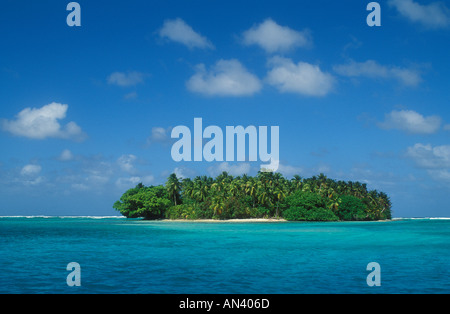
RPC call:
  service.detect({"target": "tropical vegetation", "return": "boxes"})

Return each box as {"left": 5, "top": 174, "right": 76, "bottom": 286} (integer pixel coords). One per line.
{"left": 113, "top": 171, "right": 392, "bottom": 221}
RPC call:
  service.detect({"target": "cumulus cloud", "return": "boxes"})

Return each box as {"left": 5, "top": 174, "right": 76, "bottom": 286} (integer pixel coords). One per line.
{"left": 333, "top": 60, "right": 422, "bottom": 86}
{"left": 266, "top": 56, "right": 335, "bottom": 96}
{"left": 406, "top": 143, "right": 450, "bottom": 182}
{"left": 406, "top": 143, "right": 450, "bottom": 168}
{"left": 173, "top": 167, "right": 186, "bottom": 179}
{"left": 427, "top": 169, "right": 450, "bottom": 182}
{"left": 173, "top": 166, "right": 197, "bottom": 179}
{"left": 258, "top": 159, "right": 279, "bottom": 173}
{"left": 115, "top": 175, "right": 154, "bottom": 189}
{"left": 21, "top": 164, "right": 42, "bottom": 176}
{"left": 186, "top": 59, "right": 262, "bottom": 96}
{"left": 388, "top": 0, "right": 450, "bottom": 29}
{"left": 20, "top": 164, "right": 44, "bottom": 186}
{"left": 158, "top": 18, "right": 214, "bottom": 49}
{"left": 277, "top": 162, "right": 304, "bottom": 178}
{"left": 1, "top": 102, "right": 86, "bottom": 141}
{"left": 242, "top": 18, "right": 311, "bottom": 53}
{"left": 150, "top": 127, "right": 168, "bottom": 141}
{"left": 117, "top": 154, "right": 137, "bottom": 174}
{"left": 59, "top": 149, "right": 74, "bottom": 161}
{"left": 56, "top": 155, "right": 123, "bottom": 193}
{"left": 107, "top": 71, "right": 146, "bottom": 87}
{"left": 378, "top": 109, "right": 441, "bottom": 134}
{"left": 147, "top": 126, "right": 173, "bottom": 145}
{"left": 208, "top": 162, "right": 252, "bottom": 177}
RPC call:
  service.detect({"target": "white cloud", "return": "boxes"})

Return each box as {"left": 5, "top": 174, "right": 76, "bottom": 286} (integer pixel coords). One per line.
{"left": 71, "top": 183, "right": 89, "bottom": 191}
{"left": 85, "top": 171, "right": 110, "bottom": 185}
{"left": 173, "top": 166, "right": 197, "bottom": 179}
{"left": 116, "top": 176, "right": 141, "bottom": 187}
{"left": 406, "top": 143, "right": 450, "bottom": 183}
{"left": 158, "top": 18, "right": 214, "bottom": 49}
{"left": 107, "top": 71, "right": 146, "bottom": 87}
{"left": 266, "top": 56, "right": 335, "bottom": 96}
{"left": 59, "top": 149, "right": 74, "bottom": 161}
{"left": 389, "top": 0, "right": 450, "bottom": 29}
{"left": 1, "top": 102, "right": 86, "bottom": 141}
{"left": 81, "top": 158, "right": 113, "bottom": 186}
{"left": 407, "top": 143, "right": 450, "bottom": 168}
{"left": 124, "top": 91, "right": 138, "bottom": 100}
{"left": 51, "top": 152, "right": 158, "bottom": 193}
{"left": 150, "top": 127, "right": 168, "bottom": 141}
{"left": 378, "top": 110, "right": 441, "bottom": 134}
{"left": 186, "top": 59, "right": 262, "bottom": 96}
{"left": 259, "top": 160, "right": 304, "bottom": 175}
{"left": 115, "top": 175, "right": 154, "bottom": 189}
{"left": 427, "top": 169, "right": 450, "bottom": 182}
{"left": 277, "top": 163, "right": 304, "bottom": 178}
{"left": 147, "top": 126, "right": 173, "bottom": 145}
{"left": 173, "top": 167, "right": 186, "bottom": 179}
{"left": 22, "top": 176, "right": 44, "bottom": 186}
{"left": 20, "top": 164, "right": 44, "bottom": 186}
{"left": 242, "top": 18, "right": 311, "bottom": 53}
{"left": 55, "top": 155, "right": 115, "bottom": 192}
{"left": 208, "top": 162, "right": 252, "bottom": 177}
{"left": 333, "top": 60, "right": 422, "bottom": 86}
{"left": 21, "top": 164, "right": 42, "bottom": 176}
{"left": 260, "top": 160, "right": 280, "bottom": 173}
{"left": 117, "top": 154, "right": 137, "bottom": 174}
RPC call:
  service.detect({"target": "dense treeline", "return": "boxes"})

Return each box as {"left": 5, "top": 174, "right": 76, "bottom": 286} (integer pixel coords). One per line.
{"left": 113, "top": 171, "right": 392, "bottom": 221}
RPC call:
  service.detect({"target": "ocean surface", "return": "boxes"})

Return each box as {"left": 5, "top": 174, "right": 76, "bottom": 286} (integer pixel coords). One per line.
{"left": 0, "top": 217, "right": 449, "bottom": 294}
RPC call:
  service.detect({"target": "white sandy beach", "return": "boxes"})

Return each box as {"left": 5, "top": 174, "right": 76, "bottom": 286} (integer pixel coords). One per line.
{"left": 160, "top": 218, "right": 287, "bottom": 222}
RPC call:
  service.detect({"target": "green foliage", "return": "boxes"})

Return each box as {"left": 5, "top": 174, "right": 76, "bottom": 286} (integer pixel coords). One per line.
{"left": 165, "top": 173, "right": 182, "bottom": 206}
{"left": 165, "top": 204, "right": 201, "bottom": 220}
{"left": 113, "top": 171, "right": 392, "bottom": 221}
{"left": 283, "top": 207, "right": 339, "bottom": 221}
{"left": 256, "top": 206, "right": 271, "bottom": 218}
{"left": 282, "top": 207, "right": 305, "bottom": 221}
{"left": 285, "top": 191, "right": 326, "bottom": 210}
{"left": 113, "top": 184, "right": 171, "bottom": 219}
{"left": 282, "top": 191, "right": 338, "bottom": 221}
{"left": 336, "top": 195, "right": 367, "bottom": 221}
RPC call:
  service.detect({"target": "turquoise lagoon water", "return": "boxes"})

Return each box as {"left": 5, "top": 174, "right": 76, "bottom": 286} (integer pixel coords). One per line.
{"left": 0, "top": 217, "right": 449, "bottom": 294}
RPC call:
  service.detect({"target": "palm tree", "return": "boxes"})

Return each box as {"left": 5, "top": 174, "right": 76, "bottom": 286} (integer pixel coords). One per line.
{"left": 181, "top": 178, "right": 193, "bottom": 201}
{"left": 211, "top": 193, "right": 224, "bottom": 217}
{"left": 273, "top": 176, "right": 287, "bottom": 217}
{"left": 192, "top": 175, "right": 212, "bottom": 202}
{"left": 165, "top": 173, "right": 181, "bottom": 206}
{"left": 245, "top": 177, "right": 258, "bottom": 209}
{"left": 228, "top": 178, "right": 242, "bottom": 198}
{"left": 290, "top": 175, "right": 302, "bottom": 192}
{"left": 156, "top": 171, "right": 391, "bottom": 221}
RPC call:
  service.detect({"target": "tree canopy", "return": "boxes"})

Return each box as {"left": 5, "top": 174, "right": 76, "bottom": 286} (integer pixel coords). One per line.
{"left": 113, "top": 171, "right": 392, "bottom": 221}
{"left": 113, "top": 184, "right": 171, "bottom": 220}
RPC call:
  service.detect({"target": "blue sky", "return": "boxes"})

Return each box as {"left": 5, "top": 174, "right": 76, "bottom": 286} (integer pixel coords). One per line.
{"left": 1, "top": 0, "right": 450, "bottom": 217}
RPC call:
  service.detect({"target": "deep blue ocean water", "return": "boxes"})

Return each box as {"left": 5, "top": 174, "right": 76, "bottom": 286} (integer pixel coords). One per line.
{"left": 0, "top": 217, "right": 449, "bottom": 294}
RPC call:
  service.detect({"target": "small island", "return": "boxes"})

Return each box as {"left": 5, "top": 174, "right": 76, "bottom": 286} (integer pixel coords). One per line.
{"left": 113, "top": 171, "right": 392, "bottom": 221}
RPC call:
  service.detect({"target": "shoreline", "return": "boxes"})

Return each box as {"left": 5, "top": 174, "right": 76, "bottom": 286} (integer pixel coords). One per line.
{"left": 2, "top": 216, "right": 450, "bottom": 222}
{"left": 156, "top": 218, "right": 394, "bottom": 223}
{"left": 158, "top": 218, "right": 287, "bottom": 223}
